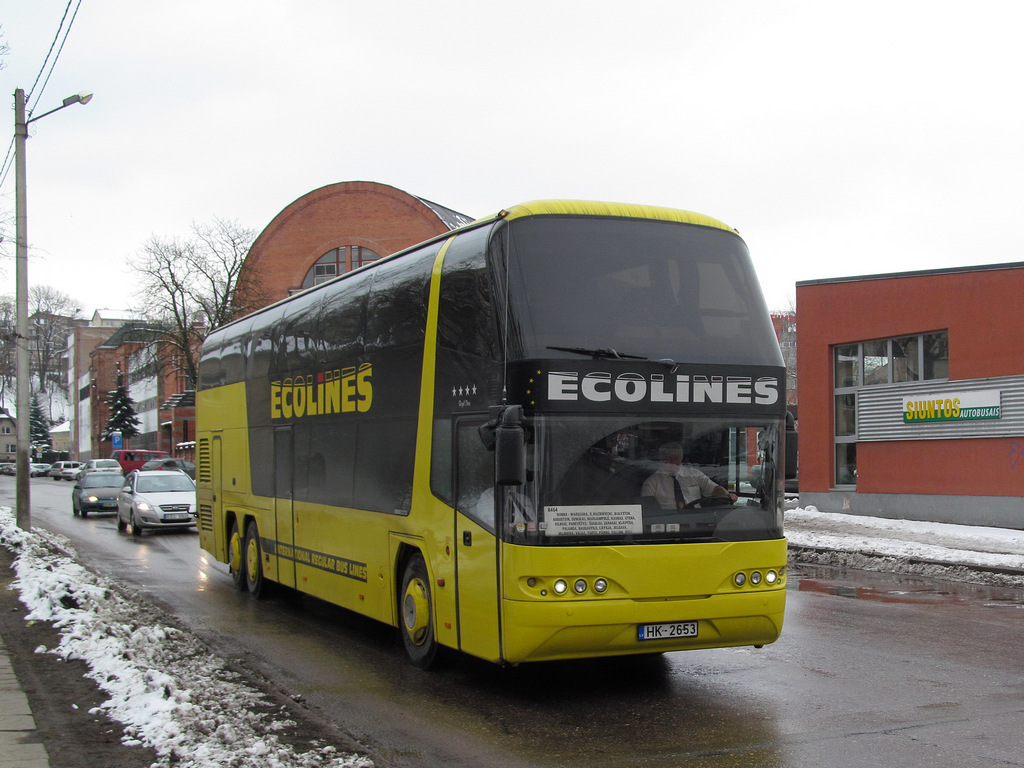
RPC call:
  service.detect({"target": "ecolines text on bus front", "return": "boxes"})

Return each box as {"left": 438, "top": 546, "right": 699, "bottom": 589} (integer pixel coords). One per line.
{"left": 547, "top": 371, "right": 779, "bottom": 406}
{"left": 270, "top": 362, "right": 373, "bottom": 419}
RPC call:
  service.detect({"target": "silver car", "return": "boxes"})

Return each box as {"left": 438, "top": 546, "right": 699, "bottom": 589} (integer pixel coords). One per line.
{"left": 116, "top": 470, "right": 198, "bottom": 535}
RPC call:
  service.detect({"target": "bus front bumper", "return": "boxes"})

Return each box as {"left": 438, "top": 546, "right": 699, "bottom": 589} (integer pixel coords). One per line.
{"left": 500, "top": 588, "right": 786, "bottom": 664}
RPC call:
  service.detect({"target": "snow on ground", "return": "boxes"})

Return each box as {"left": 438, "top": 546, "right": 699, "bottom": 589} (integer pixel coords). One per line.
{"left": 786, "top": 506, "right": 1024, "bottom": 588}
{"left": 0, "top": 508, "right": 372, "bottom": 768}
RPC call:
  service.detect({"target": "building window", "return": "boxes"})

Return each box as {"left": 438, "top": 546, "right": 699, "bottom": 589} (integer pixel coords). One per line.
{"left": 303, "top": 246, "right": 382, "bottom": 289}
{"left": 832, "top": 331, "right": 949, "bottom": 486}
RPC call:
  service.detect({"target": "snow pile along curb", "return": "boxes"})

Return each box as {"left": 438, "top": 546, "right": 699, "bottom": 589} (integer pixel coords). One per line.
{"left": 786, "top": 506, "right": 1024, "bottom": 587}
{"left": 0, "top": 509, "right": 372, "bottom": 768}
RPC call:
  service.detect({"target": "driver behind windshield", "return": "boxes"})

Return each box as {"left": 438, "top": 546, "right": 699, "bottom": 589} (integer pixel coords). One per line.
{"left": 641, "top": 442, "right": 737, "bottom": 510}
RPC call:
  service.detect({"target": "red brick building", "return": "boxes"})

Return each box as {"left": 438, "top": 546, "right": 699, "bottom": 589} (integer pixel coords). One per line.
{"left": 71, "top": 182, "right": 471, "bottom": 461}
{"left": 237, "top": 180, "right": 472, "bottom": 308}
{"left": 796, "top": 262, "right": 1024, "bottom": 529}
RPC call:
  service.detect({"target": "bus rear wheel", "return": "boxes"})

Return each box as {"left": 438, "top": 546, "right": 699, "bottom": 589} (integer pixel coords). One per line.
{"left": 228, "top": 519, "right": 245, "bottom": 590}
{"left": 400, "top": 553, "right": 438, "bottom": 669}
{"left": 244, "top": 520, "right": 266, "bottom": 598}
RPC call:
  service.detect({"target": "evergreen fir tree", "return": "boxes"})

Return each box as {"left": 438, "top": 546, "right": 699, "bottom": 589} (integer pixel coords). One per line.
{"left": 29, "top": 395, "right": 51, "bottom": 456}
{"left": 101, "top": 368, "right": 142, "bottom": 442}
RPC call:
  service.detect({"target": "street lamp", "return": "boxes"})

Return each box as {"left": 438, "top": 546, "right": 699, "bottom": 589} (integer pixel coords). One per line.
{"left": 13, "top": 87, "right": 92, "bottom": 531}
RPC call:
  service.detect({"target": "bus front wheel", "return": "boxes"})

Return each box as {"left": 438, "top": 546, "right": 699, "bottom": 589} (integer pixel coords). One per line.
{"left": 244, "top": 520, "right": 266, "bottom": 599}
{"left": 400, "top": 553, "right": 438, "bottom": 669}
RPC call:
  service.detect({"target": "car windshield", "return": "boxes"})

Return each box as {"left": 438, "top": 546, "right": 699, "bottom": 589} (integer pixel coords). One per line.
{"left": 82, "top": 475, "right": 119, "bottom": 488}
{"left": 136, "top": 475, "right": 195, "bottom": 493}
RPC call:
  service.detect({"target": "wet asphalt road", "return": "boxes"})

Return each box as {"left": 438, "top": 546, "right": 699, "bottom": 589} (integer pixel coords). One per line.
{"left": 6, "top": 476, "right": 1024, "bottom": 768}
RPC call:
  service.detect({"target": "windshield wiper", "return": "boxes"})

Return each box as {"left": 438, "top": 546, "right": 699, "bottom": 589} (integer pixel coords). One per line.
{"left": 547, "top": 346, "right": 648, "bottom": 360}
{"left": 546, "top": 346, "right": 678, "bottom": 370}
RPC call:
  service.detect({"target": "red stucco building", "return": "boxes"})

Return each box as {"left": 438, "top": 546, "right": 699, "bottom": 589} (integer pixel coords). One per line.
{"left": 796, "top": 262, "right": 1024, "bottom": 529}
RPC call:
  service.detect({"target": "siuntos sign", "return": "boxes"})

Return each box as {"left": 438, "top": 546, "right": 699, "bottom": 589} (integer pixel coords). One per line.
{"left": 546, "top": 370, "right": 780, "bottom": 407}
{"left": 270, "top": 363, "right": 373, "bottom": 419}
{"left": 902, "top": 389, "right": 1001, "bottom": 423}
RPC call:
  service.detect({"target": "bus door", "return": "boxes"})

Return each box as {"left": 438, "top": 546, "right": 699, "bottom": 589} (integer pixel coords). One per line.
{"left": 274, "top": 426, "right": 296, "bottom": 589}
{"left": 453, "top": 418, "right": 502, "bottom": 661}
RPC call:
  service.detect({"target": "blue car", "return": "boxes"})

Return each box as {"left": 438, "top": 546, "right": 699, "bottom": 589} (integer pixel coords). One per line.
{"left": 72, "top": 471, "right": 124, "bottom": 517}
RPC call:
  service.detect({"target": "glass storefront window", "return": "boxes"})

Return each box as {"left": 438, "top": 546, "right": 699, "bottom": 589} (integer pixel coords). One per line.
{"left": 832, "top": 331, "right": 947, "bottom": 489}
{"left": 924, "top": 332, "right": 949, "bottom": 379}
{"left": 862, "top": 340, "right": 889, "bottom": 385}
{"left": 891, "top": 336, "right": 919, "bottom": 382}
{"left": 835, "top": 443, "right": 857, "bottom": 486}
{"left": 834, "top": 345, "right": 860, "bottom": 387}
{"left": 835, "top": 393, "right": 856, "bottom": 436}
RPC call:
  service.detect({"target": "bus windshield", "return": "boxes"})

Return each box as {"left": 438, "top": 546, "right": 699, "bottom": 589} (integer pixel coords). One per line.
{"left": 497, "top": 415, "right": 784, "bottom": 545}
{"left": 495, "top": 215, "right": 781, "bottom": 366}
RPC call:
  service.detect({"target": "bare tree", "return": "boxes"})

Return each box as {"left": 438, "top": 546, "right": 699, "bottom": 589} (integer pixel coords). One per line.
{"left": 129, "top": 218, "right": 263, "bottom": 390}
{"left": 29, "top": 285, "right": 82, "bottom": 396}
{"left": 0, "top": 288, "right": 80, "bottom": 419}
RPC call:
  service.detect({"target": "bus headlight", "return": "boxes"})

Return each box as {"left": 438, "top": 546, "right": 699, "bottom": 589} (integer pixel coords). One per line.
{"left": 765, "top": 570, "right": 778, "bottom": 585}
{"left": 734, "top": 572, "right": 747, "bottom": 587}
{"left": 573, "top": 579, "right": 587, "bottom": 594}
{"left": 593, "top": 578, "right": 608, "bottom": 593}
{"left": 553, "top": 579, "right": 568, "bottom": 595}
{"left": 750, "top": 571, "right": 763, "bottom": 586}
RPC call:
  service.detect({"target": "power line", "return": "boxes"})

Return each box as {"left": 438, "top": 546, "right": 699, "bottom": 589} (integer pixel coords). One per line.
{"left": 29, "top": 0, "right": 85, "bottom": 118}
{"left": 0, "top": 0, "right": 85, "bottom": 192}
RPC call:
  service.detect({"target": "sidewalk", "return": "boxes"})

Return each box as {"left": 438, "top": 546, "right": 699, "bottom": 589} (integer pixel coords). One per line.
{"left": 0, "top": 632, "right": 48, "bottom": 768}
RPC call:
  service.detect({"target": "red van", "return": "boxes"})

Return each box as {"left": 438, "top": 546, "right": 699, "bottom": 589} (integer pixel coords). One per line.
{"left": 111, "top": 449, "right": 170, "bottom": 473}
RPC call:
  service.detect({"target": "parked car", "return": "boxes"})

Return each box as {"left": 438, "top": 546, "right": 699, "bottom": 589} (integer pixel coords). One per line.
{"left": 116, "top": 470, "right": 197, "bottom": 535}
{"left": 111, "top": 449, "right": 171, "bottom": 474}
{"left": 80, "top": 458, "right": 123, "bottom": 475}
{"left": 0, "top": 462, "right": 14, "bottom": 475}
{"left": 50, "top": 460, "right": 83, "bottom": 480}
{"left": 72, "top": 471, "right": 124, "bottom": 517}
{"left": 29, "top": 463, "right": 52, "bottom": 477}
{"left": 139, "top": 458, "right": 196, "bottom": 479}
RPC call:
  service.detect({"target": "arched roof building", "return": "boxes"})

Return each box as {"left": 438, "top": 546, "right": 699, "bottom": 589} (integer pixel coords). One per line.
{"left": 236, "top": 180, "right": 473, "bottom": 310}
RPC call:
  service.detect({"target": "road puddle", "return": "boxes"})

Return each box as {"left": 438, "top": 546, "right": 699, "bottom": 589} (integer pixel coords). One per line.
{"left": 790, "top": 562, "right": 1024, "bottom": 608}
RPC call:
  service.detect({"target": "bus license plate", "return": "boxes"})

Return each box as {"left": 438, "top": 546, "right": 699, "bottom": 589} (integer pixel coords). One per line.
{"left": 638, "top": 621, "right": 698, "bottom": 641}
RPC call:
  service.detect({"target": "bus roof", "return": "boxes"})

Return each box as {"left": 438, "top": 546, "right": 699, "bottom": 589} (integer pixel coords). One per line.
{"left": 207, "top": 199, "right": 739, "bottom": 338}
{"left": 496, "top": 200, "right": 738, "bottom": 234}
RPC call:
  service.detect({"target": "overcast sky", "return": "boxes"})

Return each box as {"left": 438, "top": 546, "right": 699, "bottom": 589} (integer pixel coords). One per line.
{"left": 2, "top": 1, "right": 1023, "bottom": 317}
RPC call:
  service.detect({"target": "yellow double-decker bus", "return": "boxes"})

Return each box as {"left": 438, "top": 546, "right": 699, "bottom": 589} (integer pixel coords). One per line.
{"left": 196, "top": 200, "right": 790, "bottom": 667}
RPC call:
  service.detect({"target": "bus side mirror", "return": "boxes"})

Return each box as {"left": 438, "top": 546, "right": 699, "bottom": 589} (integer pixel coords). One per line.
{"left": 494, "top": 405, "right": 526, "bottom": 486}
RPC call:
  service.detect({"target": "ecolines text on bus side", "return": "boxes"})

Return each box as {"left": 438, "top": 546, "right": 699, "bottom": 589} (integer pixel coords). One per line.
{"left": 270, "top": 362, "right": 372, "bottom": 419}
{"left": 547, "top": 371, "right": 780, "bottom": 406}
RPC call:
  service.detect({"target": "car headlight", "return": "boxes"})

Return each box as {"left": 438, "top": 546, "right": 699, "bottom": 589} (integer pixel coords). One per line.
{"left": 86, "top": 495, "right": 99, "bottom": 503}
{"left": 136, "top": 501, "right": 153, "bottom": 512}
